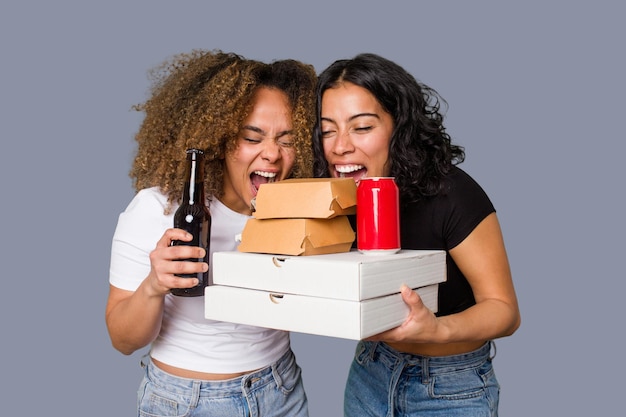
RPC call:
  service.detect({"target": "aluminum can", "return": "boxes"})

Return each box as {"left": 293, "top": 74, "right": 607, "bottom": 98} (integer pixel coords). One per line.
{"left": 356, "top": 177, "right": 400, "bottom": 254}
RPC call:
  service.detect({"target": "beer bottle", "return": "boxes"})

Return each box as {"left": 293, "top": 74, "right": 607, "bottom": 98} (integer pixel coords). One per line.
{"left": 171, "top": 148, "right": 211, "bottom": 297}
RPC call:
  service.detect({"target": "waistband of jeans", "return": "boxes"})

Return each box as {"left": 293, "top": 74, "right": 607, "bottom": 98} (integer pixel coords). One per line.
{"left": 372, "top": 341, "right": 492, "bottom": 369}
{"left": 145, "top": 348, "right": 293, "bottom": 395}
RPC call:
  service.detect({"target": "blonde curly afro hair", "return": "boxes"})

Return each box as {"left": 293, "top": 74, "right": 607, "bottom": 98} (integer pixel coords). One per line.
{"left": 130, "top": 49, "right": 317, "bottom": 212}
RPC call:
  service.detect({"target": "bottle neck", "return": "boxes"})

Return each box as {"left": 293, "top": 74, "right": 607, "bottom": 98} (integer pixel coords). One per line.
{"left": 182, "top": 150, "right": 205, "bottom": 205}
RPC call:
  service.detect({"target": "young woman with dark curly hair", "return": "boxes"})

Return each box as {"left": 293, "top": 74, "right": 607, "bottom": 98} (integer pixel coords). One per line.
{"left": 106, "top": 50, "right": 316, "bottom": 417}
{"left": 313, "top": 53, "right": 521, "bottom": 417}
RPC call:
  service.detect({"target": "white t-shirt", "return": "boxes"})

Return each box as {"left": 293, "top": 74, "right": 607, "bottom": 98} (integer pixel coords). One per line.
{"left": 109, "top": 187, "right": 289, "bottom": 373}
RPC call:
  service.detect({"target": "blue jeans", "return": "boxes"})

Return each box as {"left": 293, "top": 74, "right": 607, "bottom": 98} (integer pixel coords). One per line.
{"left": 344, "top": 341, "right": 499, "bottom": 417}
{"left": 138, "top": 349, "right": 308, "bottom": 417}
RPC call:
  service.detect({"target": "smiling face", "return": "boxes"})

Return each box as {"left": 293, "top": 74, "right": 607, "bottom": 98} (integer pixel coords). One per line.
{"left": 320, "top": 82, "right": 394, "bottom": 184}
{"left": 221, "top": 87, "right": 296, "bottom": 215}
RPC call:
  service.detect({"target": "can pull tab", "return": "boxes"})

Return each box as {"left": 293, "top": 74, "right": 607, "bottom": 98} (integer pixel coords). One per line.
{"left": 269, "top": 293, "right": 284, "bottom": 304}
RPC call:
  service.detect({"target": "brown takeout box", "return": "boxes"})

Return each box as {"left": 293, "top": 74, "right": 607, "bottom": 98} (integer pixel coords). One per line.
{"left": 252, "top": 178, "right": 356, "bottom": 219}
{"left": 237, "top": 216, "right": 355, "bottom": 256}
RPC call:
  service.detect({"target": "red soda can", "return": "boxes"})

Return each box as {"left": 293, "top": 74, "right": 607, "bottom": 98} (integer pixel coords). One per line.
{"left": 356, "top": 177, "right": 401, "bottom": 254}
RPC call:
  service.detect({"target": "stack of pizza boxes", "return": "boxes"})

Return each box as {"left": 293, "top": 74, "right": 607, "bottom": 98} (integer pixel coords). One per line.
{"left": 205, "top": 178, "right": 447, "bottom": 340}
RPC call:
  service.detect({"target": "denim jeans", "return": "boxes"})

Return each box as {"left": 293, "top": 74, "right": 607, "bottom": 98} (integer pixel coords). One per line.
{"left": 344, "top": 341, "right": 499, "bottom": 417}
{"left": 138, "top": 349, "right": 308, "bottom": 417}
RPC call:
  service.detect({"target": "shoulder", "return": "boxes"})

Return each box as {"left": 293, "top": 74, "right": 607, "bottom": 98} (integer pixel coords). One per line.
{"left": 441, "top": 167, "right": 492, "bottom": 205}
{"left": 123, "top": 187, "right": 170, "bottom": 214}
{"left": 446, "top": 167, "right": 485, "bottom": 191}
{"left": 110, "top": 188, "right": 172, "bottom": 291}
{"left": 440, "top": 167, "right": 495, "bottom": 247}
{"left": 114, "top": 187, "right": 173, "bottom": 241}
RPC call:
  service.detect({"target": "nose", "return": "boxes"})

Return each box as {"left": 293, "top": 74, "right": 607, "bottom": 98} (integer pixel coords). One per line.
{"left": 331, "top": 130, "right": 354, "bottom": 155}
{"left": 261, "top": 140, "right": 281, "bottom": 162}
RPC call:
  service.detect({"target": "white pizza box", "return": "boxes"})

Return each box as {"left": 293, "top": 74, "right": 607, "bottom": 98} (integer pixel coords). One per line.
{"left": 204, "top": 283, "right": 439, "bottom": 340}
{"left": 212, "top": 249, "right": 446, "bottom": 301}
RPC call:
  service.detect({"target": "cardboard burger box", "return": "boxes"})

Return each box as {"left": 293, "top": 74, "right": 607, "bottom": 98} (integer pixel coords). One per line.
{"left": 252, "top": 177, "right": 357, "bottom": 219}
{"left": 237, "top": 216, "right": 355, "bottom": 256}
{"left": 205, "top": 250, "right": 446, "bottom": 340}
{"left": 238, "top": 178, "right": 358, "bottom": 256}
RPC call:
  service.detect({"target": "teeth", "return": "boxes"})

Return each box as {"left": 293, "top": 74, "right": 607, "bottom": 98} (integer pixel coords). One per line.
{"left": 253, "top": 170, "right": 277, "bottom": 184}
{"left": 254, "top": 171, "right": 277, "bottom": 178}
{"left": 335, "top": 164, "right": 364, "bottom": 173}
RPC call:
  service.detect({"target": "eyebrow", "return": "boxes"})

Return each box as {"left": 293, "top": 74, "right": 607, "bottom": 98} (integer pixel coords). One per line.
{"left": 241, "top": 125, "right": 293, "bottom": 139}
{"left": 321, "top": 113, "right": 380, "bottom": 123}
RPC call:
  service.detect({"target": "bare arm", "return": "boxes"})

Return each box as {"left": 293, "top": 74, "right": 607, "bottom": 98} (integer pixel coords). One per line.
{"left": 105, "top": 228, "right": 208, "bottom": 355}
{"left": 370, "top": 212, "right": 521, "bottom": 344}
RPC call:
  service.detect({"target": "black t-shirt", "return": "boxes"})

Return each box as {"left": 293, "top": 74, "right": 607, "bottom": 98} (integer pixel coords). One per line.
{"left": 400, "top": 167, "right": 495, "bottom": 316}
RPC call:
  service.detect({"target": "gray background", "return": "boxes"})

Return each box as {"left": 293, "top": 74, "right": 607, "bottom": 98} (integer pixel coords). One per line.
{"left": 1, "top": 1, "right": 623, "bottom": 415}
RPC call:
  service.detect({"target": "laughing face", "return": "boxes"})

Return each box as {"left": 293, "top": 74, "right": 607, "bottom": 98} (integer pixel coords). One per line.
{"left": 320, "top": 82, "right": 394, "bottom": 184}
{"left": 221, "top": 87, "right": 296, "bottom": 215}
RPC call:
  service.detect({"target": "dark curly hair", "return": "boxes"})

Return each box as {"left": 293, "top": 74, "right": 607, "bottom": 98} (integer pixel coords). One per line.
{"left": 130, "top": 49, "right": 317, "bottom": 212}
{"left": 312, "top": 53, "right": 465, "bottom": 204}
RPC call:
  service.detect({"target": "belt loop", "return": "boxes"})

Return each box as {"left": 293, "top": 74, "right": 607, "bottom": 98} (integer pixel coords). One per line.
{"left": 139, "top": 353, "right": 150, "bottom": 369}
{"left": 421, "top": 356, "right": 430, "bottom": 384}
{"left": 189, "top": 381, "right": 201, "bottom": 408}
{"left": 272, "top": 361, "right": 283, "bottom": 389}
{"left": 489, "top": 340, "right": 497, "bottom": 360}
{"left": 369, "top": 342, "right": 378, "bottom": 361}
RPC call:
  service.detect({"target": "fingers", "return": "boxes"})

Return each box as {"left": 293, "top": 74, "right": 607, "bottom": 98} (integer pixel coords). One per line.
{"left": 400, "top": 284, "right": 424, "bottom": 308}
{"left": 364, "top": 285, "right": 428, "bottom": 343}
{"left": 147, "top": 255, "right": 207, "bottom": 295}
{"left": 153, "top": 228, "right": 206, "bottom": 260}
{"left": 148, "top": 228, "right": 208, "bottom": 294}
{"left": 150, "top": 243, "right": 206, "bottom": 266}
{"left": 171, "top": 275, "right": 201, "bottom": 289}
{"left": 156, "top": 228, "right": 193, "bottom": 248}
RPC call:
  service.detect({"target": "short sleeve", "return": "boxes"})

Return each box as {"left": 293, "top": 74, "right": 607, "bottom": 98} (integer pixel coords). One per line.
{"left": 442, "top": 168, "right": 495, "bottom": 249}
{"left": 109, "top": 188, "right": 174, "bottom": 291}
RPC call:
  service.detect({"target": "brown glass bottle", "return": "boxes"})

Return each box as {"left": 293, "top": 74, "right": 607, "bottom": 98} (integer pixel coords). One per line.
{"left": 171, "top": 149, "right": 211, "bottom": 297}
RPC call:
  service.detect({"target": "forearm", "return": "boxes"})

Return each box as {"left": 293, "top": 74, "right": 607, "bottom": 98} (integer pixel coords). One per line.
{"left": 437, "top": 298, "right": 521, "bottom": 344}
{"left": 437, "top": 213, "right": 521, "bottom": 343}
{"left": 105, "top": 281, "right": 166, "bottom": 355}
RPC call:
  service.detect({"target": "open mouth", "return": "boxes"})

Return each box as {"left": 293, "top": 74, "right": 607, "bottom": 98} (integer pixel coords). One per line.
{"left": 335, "top": 164, "right": 367, "bottom": 184}
{"left": 250, "top": 170, "right": 277, "bottom": 195}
